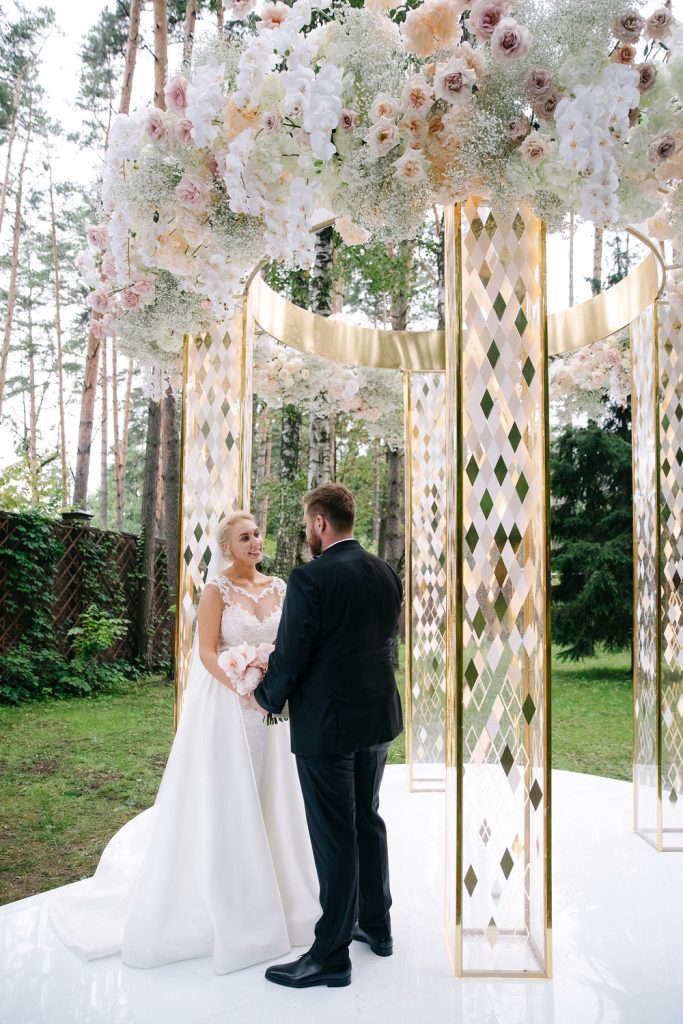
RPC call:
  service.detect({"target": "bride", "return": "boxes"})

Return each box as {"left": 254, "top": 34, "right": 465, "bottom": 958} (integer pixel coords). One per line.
{"left": 48, "top": 511, "right": 320, "bottom": 974}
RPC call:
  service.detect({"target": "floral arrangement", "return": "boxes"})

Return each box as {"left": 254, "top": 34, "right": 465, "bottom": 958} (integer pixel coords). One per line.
{"left": 81, "top": 0, "right": 682, "bottom": 367}
{"left": 254, "top": 334, "right": 404, "bottom": 447}
{"left": 549, "top": 334, "right": 631, "bottom": 422}
{"left": 217, "top": 640, "right": 287, "bottom": 721}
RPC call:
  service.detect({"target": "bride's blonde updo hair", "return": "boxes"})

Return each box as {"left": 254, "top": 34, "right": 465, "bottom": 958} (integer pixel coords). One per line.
{"left": 216, "top": 510, "right": 257, "bottom": 562}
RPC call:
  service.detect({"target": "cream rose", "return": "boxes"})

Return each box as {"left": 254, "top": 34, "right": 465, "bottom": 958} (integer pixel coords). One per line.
{"left": 393, "top": 147, "right": 429, "bottom": 183}
{"left": 399, "top": 115, "right": 428, "bottom": 144}
{"left": 370, "top": 93, "right": 400, "bottom": 121}
{"left": 520, "top": 130, "right": 554, "bottom": 166}
{"left": 365, "top": 117, "right": 401, "bottom": 157}
{"left": 86, "top": 224, "right": 108, "bottom": 250}
{"left": 401, "top": 0, "right": 464, "bottom": 57}
{"left": 400, "top": 75, "right": 434, "bottom": 118}
{"left": 336, "top": 216, "right": 371, "bottom": 245}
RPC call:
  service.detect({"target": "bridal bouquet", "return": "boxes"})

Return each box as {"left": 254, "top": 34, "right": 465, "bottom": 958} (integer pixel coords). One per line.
{"left": 218, "top": 642, "right": 288, "bottom": 723}
{"left": 218, "top": 641, "right": 274, "bottom": 695}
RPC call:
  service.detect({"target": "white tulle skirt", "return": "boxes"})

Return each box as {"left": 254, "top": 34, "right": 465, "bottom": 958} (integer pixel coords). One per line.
{"left": 48, "top": 657, "right": 320, "bottom": 974}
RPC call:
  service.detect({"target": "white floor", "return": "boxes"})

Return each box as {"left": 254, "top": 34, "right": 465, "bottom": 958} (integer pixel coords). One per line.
{"left": 1, "top": 767, "right": 681, "bottom": 1024}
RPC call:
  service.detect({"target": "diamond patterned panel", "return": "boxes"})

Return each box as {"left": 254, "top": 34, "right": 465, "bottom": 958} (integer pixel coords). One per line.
{"left": 456, "top": 200, "right": 549, "bottom": 975}
{"left": 406, "top": 373, "right": 447, "bottom": 789}
{"left": 631, "top": 310, "right": 659, "bottom": 844}
{"left": 176, "top": 310, "right": 254, "bottom": 719}
{"left": 657, "top": 302, "right": 683, "bottom": 846}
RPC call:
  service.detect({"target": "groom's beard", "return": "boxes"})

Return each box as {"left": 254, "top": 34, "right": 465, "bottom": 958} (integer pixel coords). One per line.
{"left": 307, "top": 532, "right": 323, "bottom": 558}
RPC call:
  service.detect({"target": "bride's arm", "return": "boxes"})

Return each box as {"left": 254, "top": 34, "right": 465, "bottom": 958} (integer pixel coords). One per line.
{"left": 197, "top": 586, "right": 236, "bottom": 691}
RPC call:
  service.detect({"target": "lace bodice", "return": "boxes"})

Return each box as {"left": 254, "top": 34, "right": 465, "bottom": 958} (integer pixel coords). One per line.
{"left": 206, "top": 574, "right": 286, "bottom": 652}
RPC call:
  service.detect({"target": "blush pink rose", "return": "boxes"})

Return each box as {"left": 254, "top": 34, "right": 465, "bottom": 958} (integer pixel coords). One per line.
{"left": 611, "top": 11, "right": 645, "bottom": 43}
{"left": 120, "top": 288, "right": 144, "bottom": 311}
{"left": 258, "top": 1, "right": 290, "bottom": 30}
{"left": 164, "top": 75, "right": 189, "bottom": 113}
{"left": 644, "top": 7, "right": 677, "bottom": 41}
{"left": 466, "top": 0, "right": 509, "bottom": 41}
{"left": 144, "top": 109, "right": 168, "bottom": 142}
{"left": 174, "top": 173, "right": 210, "bottom": 212}
{"left": 491, "top": 17, "right": 532, "bottom": 64}
{"left": 339, "top": 109, "right": 358, "bottom": 131}
{"left": 636, "top": 63, "right": 657, "bottom": 94}
{"left": 88, "top": 288, "right": 111, "bottom": 314}
{"left": 89, "top": 317, "right": 107, "bottom": 342}
{"left": 86, "top": 224, "right": 108, "bottom": 250}
{"left": 171, "top": 117, "right": 195, "bottom": 146}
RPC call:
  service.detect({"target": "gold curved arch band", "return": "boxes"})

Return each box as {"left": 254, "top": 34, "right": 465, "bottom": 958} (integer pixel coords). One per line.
{"left": 246, "top": 226, "right": 666, "bottom": 370}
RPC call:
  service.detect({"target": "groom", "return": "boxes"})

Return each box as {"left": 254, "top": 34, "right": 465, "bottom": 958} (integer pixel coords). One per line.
{"left": 254, "top": 483, "right": 403, "bottom": 989}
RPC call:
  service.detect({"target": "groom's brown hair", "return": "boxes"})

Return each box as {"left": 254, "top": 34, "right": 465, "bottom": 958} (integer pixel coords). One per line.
{"left": 304, "top": 483, "right": 355, "bottom": 531}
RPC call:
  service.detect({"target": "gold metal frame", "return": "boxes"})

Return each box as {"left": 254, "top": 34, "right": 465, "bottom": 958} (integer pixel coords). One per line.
{"left": 246, "top": 236, "right": 665, "bottom": 369}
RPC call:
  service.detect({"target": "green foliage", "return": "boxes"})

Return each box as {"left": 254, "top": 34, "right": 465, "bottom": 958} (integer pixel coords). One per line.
{"left": 61, "top": 606, "right": 130, "bottom": 695}
{"left": 0, "top": 452, "right": 65, "bottom": 514}
{"left": 550, "top": 422, "right": 633, "bottom": 660}
{"left": 0, "top": 514, "right": 134, "bottom": 704}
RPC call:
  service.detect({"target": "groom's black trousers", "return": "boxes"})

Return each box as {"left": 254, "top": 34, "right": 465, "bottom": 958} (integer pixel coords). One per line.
{"left": 295, "top": 742, "right": 392, "bottom": 969}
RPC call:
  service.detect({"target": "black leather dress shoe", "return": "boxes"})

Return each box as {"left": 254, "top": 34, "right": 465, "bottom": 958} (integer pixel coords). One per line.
{"left": 264, "top": 953, "right": 351, "bottom": 988}
{"left": 351, "top": 924, "right": 393, "bottom": 957}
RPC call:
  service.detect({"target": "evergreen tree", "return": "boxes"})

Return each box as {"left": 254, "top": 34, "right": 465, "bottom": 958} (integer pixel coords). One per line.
{"left": 550, "top": 417, "right": 633, "bottom": 660}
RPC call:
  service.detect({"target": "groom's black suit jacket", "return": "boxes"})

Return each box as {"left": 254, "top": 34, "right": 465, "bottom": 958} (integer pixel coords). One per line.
{"left": 254, "top": 539, "right": 403, "bottom": 756}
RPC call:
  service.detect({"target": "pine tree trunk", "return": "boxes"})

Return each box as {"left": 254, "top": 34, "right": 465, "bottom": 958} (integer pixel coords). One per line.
{"left": 252, "top": 405, "right": 271, "bottom": 529}
{"left": 274, "top": 405, "right": 302, "bottom": 576}
{"left": 26, "top": 261, "right": 39, "bottom": 506}
{"left": 592, "top": 226, "right": 604, "bottom": 295}
{"left": 153, "top": 0, "right": 169, "bottom": 110}
{"left": 162, "top": 383, "right": 180, "bottom": 600}
{"left": 47, "top": 150, "right": 69, "bottom": 504}
{"left": 72, "top": 327, "right": 101, "bottom": 508}
{"left": 156, "top": 390, "right": 167, "bottom": 540}
{"left": 307, "top": 226, "right": 335, "bottom": 489}
{"left": 372, "top": 438, "right": 381, "bottom": 550}
{"left": 136, "top": 0, "right": 168, "bottom": 665}
{"left": 216, "top": 0, "right": 224, "bottom": 30}
{"left": 119, "top": 0, "right": 141, "bottom": 115}
{"left": 99, "top": 336, "right": 108, "bottom": 528}
{"left": 0, "top": 68, "right": 27, "bottom": 236}
{"left": 568, "top": 210, "right": 575, "bottom": 308}
{"left": 183, "top": 0, "right": 197, "bottom": 64}
{"left": 0, "top": 100, "right": 32, "bottom": 419}
{"left": 119, "top": 360, "right": 134, "bottom": 526}
{"left": 111, "top": 343, "right": 123, "bottom": 529}
{"left": 136, "top": 398, "right": 162, "bottom": 668}
{"left": 436, "top": 214, "right": 445, "bottom": 330}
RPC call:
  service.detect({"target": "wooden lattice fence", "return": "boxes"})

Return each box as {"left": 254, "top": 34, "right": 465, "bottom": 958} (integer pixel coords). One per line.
{"left": 0, "top": 512, "right": 173, "bottom": 667}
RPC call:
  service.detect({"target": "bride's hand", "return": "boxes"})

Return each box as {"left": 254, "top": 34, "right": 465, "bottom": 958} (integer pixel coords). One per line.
{"left": 241, "top": 691, "right": 261, "bottom": 713}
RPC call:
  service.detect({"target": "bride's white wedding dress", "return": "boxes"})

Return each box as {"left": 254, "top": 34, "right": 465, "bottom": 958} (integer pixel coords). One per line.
{"left": 48, "top": 575, "right": 320, "bottom": 974}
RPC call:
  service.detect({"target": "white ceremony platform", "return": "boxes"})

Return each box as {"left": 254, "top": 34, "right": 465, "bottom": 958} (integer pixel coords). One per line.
{"left": 1, "top": 766, "right": 681, "bottom": 1024}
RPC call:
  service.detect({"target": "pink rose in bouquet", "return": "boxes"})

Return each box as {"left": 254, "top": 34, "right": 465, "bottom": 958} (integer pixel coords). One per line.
{"left": 218, "top": 642, "right": 274, "bottom": 695}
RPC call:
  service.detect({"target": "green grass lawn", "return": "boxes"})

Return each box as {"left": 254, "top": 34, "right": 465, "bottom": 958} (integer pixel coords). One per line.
{"left": 0, "top": 648, "right": 632, "bottom": 905}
